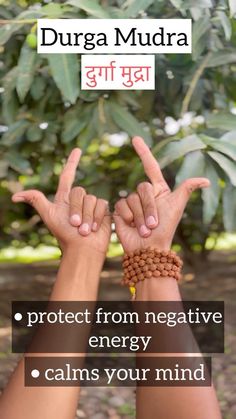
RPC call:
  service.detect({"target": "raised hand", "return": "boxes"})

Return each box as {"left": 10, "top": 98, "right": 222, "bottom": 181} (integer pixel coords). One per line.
{"left": 12, "top": 149, "right": 111, "bottom": 255}
{"left": 114, "top": 136, "right": 210, "bottom": 253}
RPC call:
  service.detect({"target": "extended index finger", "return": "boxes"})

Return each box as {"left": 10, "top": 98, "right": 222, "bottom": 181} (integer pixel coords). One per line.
{"left": 132, "top": 136, "right": 168, "bottom": 193}
{"left": 56, "top": 148, "right": 82, "bottom": 199}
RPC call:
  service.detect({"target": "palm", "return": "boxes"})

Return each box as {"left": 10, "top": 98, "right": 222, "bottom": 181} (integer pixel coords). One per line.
{"left": 46, "top": 202, "right": 111, "bottom": 252}
{"left": 115, "top": 137, "right": 210, "bottom": 254}
{"left": 13, "top": 149, "right": 111, "bottom": 255}
{"left": 116, "top": 192, "right": 180, "bottom": 253}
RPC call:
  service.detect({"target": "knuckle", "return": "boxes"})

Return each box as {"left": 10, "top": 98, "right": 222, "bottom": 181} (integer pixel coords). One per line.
{"left": 85, "top": 194, "right": 97, "bottom": 204}
{"left": 183, "top": 179, "right": 193, "bottom": 193}
{"left": 137, "top": 181, "right": 152, "bottom": 194}
{"left": 70, "top": 186, "right": 85, "bottom": 198}
{"left": 124, "top": 213, "right": 133, "bottom": 223}
{"left": 115, "top": 199, "right": 125, "bottom": 211}
{"left": 127, "top": 192, "right": 138, "bottom": 204}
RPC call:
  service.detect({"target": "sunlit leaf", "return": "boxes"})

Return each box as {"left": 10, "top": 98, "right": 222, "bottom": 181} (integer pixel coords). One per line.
{"left": 208, "top": 151, "right": 236, "bottom": 186}
{"left": 223, "top": 183, "right": 236, "bottom": 231}
{"left": 16, "top": 43, "right": 37, "bottom": 102}
{"left": 157, "top": 135, "right": 206, "bottom": 169}
{"left": 66, "top": 0, "right": 110, "bottom": 18}
{"left": 47, "top": 54, "right": 80, "bottom": 104}
{"left": 202, "top": 160, "right": 221, "bottom": 224}
{"left": 176, "top": 150, "right": 205, "bottom": 184}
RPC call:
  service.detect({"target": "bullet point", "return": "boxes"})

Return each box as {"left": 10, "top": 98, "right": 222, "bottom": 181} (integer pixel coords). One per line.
{"left": 31, "top": 369, "right": 40, "bottom": 378}
{"left": 14, "top": 313, "right": 22, "bottom": 321}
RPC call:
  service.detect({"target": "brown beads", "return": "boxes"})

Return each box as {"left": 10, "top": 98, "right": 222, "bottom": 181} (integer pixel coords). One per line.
{"left": 122, "top": 247, "right": 183, "bottom": 288}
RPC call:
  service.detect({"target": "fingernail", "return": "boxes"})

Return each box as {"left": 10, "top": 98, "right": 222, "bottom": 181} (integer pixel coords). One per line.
{"left": 13, "top": 196, "right": 25, "bottom": 203}
{"left": 70, "top": 214, "right": 81, "bottom": 227}
{"left": 146, "top": 216, "right": 157, "bottom": 227}
{"left": 92, "top": 222, "right": 98, "bottom": 232}
{"left": 140, "top": 225, "right": 151, "bottom": 237}
{"left": 79, "top": 223, "right": 90, "bottom": 235}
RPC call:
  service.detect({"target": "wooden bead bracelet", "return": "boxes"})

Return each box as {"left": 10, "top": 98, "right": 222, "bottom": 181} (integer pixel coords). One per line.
{"left": 121, "top": 247, "right": 183, "bottom": 289}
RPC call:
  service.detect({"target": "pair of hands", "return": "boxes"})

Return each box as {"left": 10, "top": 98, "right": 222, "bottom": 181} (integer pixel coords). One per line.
{"left": 12, "top": 137, "right": 210, "bottom": 257}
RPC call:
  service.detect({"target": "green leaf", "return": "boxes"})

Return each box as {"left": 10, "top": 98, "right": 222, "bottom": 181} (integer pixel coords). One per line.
{"left": 223, "top": 183, "right": 236, "bottom": 231}
{"left": 206, "top": 113, "right": 236, "bottom": 130}
{"left": 221, "top": 130, "right": 236, "bottom": 143}
{"left": 2, "top": 66, "right": 19, "bottom": 124}
{"left": 41, "top": 3, "right": 64, "bottom": 17}
{"left": 1, "top": 120, "right": 29, "bottom": 145}
{"left": 26, "top": 125, "right": 43, "bottom": 142}
{"left": 47, "top": 54, "right": 80, "bottom": 104}
{"left": 16, "top": 43, "right": 37, "bottom": 102}
{"left": 0, "top": 23, "right": 23, "bottom": 45}
{"left": 169, "top": 0, "right": 183, "bottom": 10}
{"left": 5, "top": 151, "right": 32, "bottom": 174}
{"left": 123, "top": 0, "right": 154, "bottom": 17}
{"left": 66, "top": 0, "right": 110, "bottom": 18}
{"left": 62, "top": 107, "right": 88, "bottom": 143}
{"left": 176, "top": 150, "right": 205, "bottom": 185}
{"left": 208, "top": 151, "right": 236, "bottom": 186}
{"left": 229, "top": 0, "right": 236, "bottom": 17}
{"left": 206, "top": 50, "right": 236, "bottom": 67}
{"left": 192, "top": 16, "right": 210, "bottom": 60}
{"left": 202, "top": 160, "right": 221, "bottom": 224}
{"left": 0, "top": 161, "right": 8, "bottom": 178}
{"left": 184, "top": 0, "right": 213, "bottom": 7}
{"left": 110, "top": 102, "right": 152, "bottom": 146}
{"left": 209, "top": 140, "right": 236, "bottom": 161}
{"left": 157, "top": 135, "right": 206, "bottom": 169}
{"left": 216, "top": 11, "right": 232, "bottom": 41}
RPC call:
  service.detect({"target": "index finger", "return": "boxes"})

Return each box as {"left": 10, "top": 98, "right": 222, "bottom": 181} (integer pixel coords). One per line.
{"left": 132, "top": 136, "right": 168, "bottom": 192}
{"left": 56, "top": 148, "right": 82, "bottom": 199}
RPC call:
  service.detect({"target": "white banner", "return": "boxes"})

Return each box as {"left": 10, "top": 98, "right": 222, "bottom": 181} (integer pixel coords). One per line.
{"left": 37, "top": 19, "right": 192, "bottom": 54}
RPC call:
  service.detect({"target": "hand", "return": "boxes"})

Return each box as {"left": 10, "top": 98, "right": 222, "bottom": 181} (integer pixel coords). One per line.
{"left": 12, "top": 149, "right": 111, "bottom": 256}
{"left": 114, "top": 137, "right": 210, "bottom": 253}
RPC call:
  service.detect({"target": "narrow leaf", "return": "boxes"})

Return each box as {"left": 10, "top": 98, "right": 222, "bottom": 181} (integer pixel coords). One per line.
{"left": 16, "top": 43, "right": 37, "bottom": 102}
{"left": 208, "top": 151, "right": 236, "bottom": 186}
{"left": 206, "top": 113, "right": 236, "bottom": 131}
{"left": 110, "top": 102, "right": 152, "bottom": 146}
{"left": 47, "top": 54, "right": 80, "bottom": 104}
{"left": 217, "top": 11, "right": 232, "bottom": 40}
{"left": 206, "top": 50, "right": 236, "bottom": 67}
{"left": 124, "top": 0, "right": 154, "bottom": 17}
{"left": 221, "top": 130, "right": 236, "bottom": 143}
{"left": 223, "top": 183, "right": 236, "bottom": 231}
{"left": 66, "top": 0, "right": 110, "bottom": 18}
{"left": 202, "top": 160, "right": 221, "bottom": 224}
{"left": 157, "top": 135, "right": 206, "bottom": 169}
{"left": 176, "top": 150, "right": 205, "bottom": 185}
{"left": 5, "top": 151, "right": 32, "bottom": 174}
{"left": 229, "top": 0, "right": 236, "bottom": 17}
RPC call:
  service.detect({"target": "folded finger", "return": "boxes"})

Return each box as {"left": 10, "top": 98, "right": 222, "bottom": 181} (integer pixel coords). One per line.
{"left": 127, "top": 193, "right": 151, "bottom": 238}
{"left": 137, "top": 182, "right": 158, "bottom": 228}
{"left": 69, "top": 186, "right": 86, "bottom": 227}
{"left": 92, "top": 199, "right": 109, "bottom": 232}
{"left": 79, "top": 194, "right": 97, "bottom": 236}
{"left": 114, "top": 199, "right": 133, "bottom": 225}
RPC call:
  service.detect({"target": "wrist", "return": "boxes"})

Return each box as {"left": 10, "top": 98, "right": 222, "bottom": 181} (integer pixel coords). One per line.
{"left": 61, "top": 242, "right": 107, "bottom": 262}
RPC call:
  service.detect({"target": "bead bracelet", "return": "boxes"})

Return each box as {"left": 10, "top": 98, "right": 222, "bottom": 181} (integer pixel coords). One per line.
{"left": 121, "top": 247, "right": 183, "bottom": 291}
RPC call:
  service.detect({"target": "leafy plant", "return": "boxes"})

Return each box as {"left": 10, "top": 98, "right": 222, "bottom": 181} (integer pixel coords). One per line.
{"left": 0, "top": 0, "right": 236, "bottom": 257}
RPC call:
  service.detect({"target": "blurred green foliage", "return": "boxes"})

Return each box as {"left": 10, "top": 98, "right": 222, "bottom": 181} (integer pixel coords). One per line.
{"left": 0, "top": 0, "right": 236, "bottom": 258}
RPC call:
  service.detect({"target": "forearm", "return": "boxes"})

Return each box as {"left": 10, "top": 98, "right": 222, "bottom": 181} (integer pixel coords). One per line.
{"left": 0, "top": 247, "right": 104, "bottom": 419}
{"left": 136, "top": 276, "right": 222, "bottom": 419}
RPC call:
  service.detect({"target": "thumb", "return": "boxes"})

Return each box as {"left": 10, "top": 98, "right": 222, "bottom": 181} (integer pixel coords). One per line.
{"left": 172, "top": 177, "right": 211, "bottom": 214}
{"left": 12, "top": 190, "right": 50, "bottom": 218}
